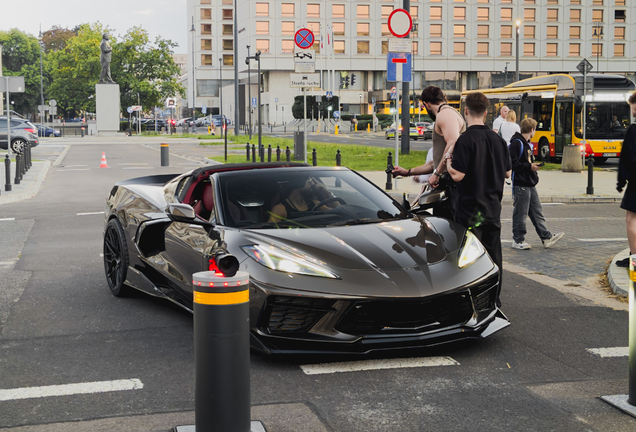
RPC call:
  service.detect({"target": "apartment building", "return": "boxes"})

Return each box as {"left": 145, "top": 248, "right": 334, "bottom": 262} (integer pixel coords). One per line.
{"left": 187, "top": 0, "right": 636, "bottom": 124}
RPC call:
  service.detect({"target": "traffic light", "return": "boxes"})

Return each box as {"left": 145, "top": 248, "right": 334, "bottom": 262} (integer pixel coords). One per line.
{"left": 350, "top": 73, "right": 356, "bottom": 86}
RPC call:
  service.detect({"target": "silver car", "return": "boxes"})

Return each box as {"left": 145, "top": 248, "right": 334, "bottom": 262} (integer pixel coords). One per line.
{"left": 0, "top": 117, "right": 39, "bottom": 153}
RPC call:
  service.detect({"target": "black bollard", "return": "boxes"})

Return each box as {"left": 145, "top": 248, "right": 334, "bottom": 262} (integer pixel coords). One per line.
{"left": 246, "top": 143, "right": 251, "bottom": 161}
{"left": 192, "top": 271, "right": 251, "bottom": 432}
{"left": 14, "top": 153, "right": 21, "bottom": 185}
{"left": 586, "top": 155, "right": 594, "bottom": 195}
{"left": 312, "top": 148, "right": 317, "bottom": 166}
{"left": 336, "top": 149, "right": 341, "bottom": 166}
{"left": 81, "top": 127, "right": 85, "bottom": 138}
{"left": 284, "top": 125, "right": 286, "bottom": 133}
{"left": 26, "top": 142, "right": 31, "bottom": 170}
{"left": 160, "top": 143, "right": 169, "bottom": 166}
{"left": 385, "top": 152, "right": 393, "bottom": 191}
{"left": 286, "top": 146, "right": 291, "bottom": 162}
{"left": 260, "top": 144, "right": 264, "bottom": 163}
{"left": 271, "top": 125, "right": 273, "bottom": 133}
{"left": 4, "top": 154, "right": 11, "bottom": 192}
{"left": 251, "top": 144, "right": 256, "bottom": 163}
{"left": 276, "top": 145, "right": 281, "bottom": 161}
{"left": 267, "top": 145, "right": 272, "bottom": 162}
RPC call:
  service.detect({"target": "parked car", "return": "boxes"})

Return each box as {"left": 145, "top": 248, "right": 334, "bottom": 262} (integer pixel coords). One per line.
{"left": 211, "top": 115, "right": 230, "bottom": 127}
{"left": 415, "top": 122, "right": 431, "bottom": 138}
{"left": 103, "top": 163, "right": 507, "bottom": 354}
{"left": 0, "top": 117, "right": 39, "bottom": 152}
{"left": 34, "top": 123, "right": 61, "bottom": 137}
{"left": 143, "top": 119, "right": 168, "bottom": 131}
{"left": 385, "top": 122, "right": 419, "bottom": 140}
{"left": 424, "top": 123, "right": 435, "bottom": 140}
{"left": 176, "top": 118, "right": 191, "bottom": 127}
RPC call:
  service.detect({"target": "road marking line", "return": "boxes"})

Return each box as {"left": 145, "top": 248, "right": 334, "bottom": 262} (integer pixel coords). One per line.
{"left": 578, "top": 238, "right": 627, "bottom": 242}
{"left": 119, "top": 163, "right": 150, "bottom": 165}
{"left": 57, "top": 169, "right": 91, "bottom": 171}
{"left": 300, "top": 356, "right": 459, "bottom": 375}
{"left": 0, "top": 260, "right": 17, "bottom": 267}
{"left": 77, "top": 211, "right": 105, "bottom": 216}
{"left": 586, "top": 347, "right": 628, "bottom": 358}
{"left": 122, "top": 167, "right": 155, "bottom": 170}
{"left": 542, "top": 203, "right": 565, "bottom": 206}
{"left": 0, "top": 218, "right": 16, "bottom": 222}
{"left": 0, "top": 379, "right": 144, "bottom": 401}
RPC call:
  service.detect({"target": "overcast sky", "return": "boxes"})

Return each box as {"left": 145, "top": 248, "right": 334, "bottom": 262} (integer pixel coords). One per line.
{"left": 1, "top": 0, "right": 188, "bottom": 53}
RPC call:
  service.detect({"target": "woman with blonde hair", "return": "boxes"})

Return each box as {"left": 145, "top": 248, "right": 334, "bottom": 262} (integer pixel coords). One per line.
{"left": 499, "top": 109, "right": 521, "bottom": 145}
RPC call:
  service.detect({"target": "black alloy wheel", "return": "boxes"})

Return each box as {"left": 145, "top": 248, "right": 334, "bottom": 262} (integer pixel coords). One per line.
{"left": 10, "top": 138, "right": 26, "bottom": 154}
{"left": 103, "top": 218, "right": 130, "bottom": 296}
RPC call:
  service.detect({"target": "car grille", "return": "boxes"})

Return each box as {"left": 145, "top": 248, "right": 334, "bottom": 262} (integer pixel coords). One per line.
{"left": 264, "top": 296, "right": 335, "bottom": 334}
{"left": 335, "top": 274, "right": 498, "bottom": 336}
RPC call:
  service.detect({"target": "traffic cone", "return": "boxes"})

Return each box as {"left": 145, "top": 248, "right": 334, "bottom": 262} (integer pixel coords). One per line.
{"left": 99, "top": 152, "right": 109, "bottom": 168}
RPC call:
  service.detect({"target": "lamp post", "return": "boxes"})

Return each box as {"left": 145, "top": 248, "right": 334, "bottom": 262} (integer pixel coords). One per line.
{"left": 504, "top": 62, "right": 510, "bottom": 86}
{"left": 515, "top": 20, "right": 521, "bottom": 82}
{"left": 359, "top": 94, "right": 362, "bottom": 116}
{"left": 246, "top": 50, "right": 262, "bottom": 149}
{"left": 38, "top": 25, "right": 44, "bottom": 125}
{"left": 190, "top": 17, "right": 196, "bottom": 125}
{"left": 593, "top": 21, "right": 604, "bottom": 73}
{"left": 246, "top": 45, "right": 252, "bottom": 139}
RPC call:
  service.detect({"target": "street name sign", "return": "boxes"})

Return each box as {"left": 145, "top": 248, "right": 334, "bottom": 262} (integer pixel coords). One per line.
{"left": 290, "top": 73, "right": 321, "bottom": 88}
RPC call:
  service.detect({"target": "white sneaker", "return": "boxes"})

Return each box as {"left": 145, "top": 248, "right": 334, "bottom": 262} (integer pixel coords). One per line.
{"left": 512, "top": 241, "right": 531, "bottom": 250}
{"left": 543, "top": 232, "right": 564, "bottom": 248}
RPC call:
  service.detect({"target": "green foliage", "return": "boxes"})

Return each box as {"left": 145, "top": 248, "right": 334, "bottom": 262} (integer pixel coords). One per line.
{"left": 41, "top": 26, "right": 77, "bottom": 53}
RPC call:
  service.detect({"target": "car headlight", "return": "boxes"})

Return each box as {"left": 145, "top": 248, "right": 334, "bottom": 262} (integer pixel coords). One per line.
{"left": 458, "top": 230, "right": 486, "bottom": 268}
{"left": 241, "top": 244, "right": 338, "bottom": 278}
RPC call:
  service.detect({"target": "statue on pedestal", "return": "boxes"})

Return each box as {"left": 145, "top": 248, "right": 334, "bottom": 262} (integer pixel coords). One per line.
{"left": 99, "top": 33, "right": 116, "bottom": 84}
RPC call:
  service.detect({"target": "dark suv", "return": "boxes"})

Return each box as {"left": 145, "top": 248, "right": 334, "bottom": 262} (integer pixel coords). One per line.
{"left": 0, "top": 117, "right": 39, "bottom": 153}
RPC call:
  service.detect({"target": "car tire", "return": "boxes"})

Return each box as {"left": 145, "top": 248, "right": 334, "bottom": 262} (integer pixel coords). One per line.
{"left": 10, "top": 138, "right": 26, "bottom": 154}
{"left": 103, "top": 218, "right": 131, "bottom": 297}
{"left": 385, "top": 132, "right": 389, "bottom": 140}
{"left": 538, "top": 138, "right": 551, "bottom": 163}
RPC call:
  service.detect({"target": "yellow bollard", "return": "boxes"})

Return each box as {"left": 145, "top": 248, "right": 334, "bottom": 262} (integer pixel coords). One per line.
{"left": 208, "top": 126, "right": 211, "bottom": 134}
{"left": 355, "top": 123, "right": 357, "bottom": 132}
{"left": 335, "top": 124, "right": 339, "bottom": 135}
{"left": 367, "top": 123, "right": 370, "bottom": 132}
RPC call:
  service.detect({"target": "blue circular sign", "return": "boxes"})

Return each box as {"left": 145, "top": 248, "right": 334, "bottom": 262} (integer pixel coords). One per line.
{"left": 127, "top": 106, "right": 133, "bottom": 114}
{"left": 294, "top": 28, "right": 315, "bottom": 49}
{"left": 333, "top": 111, "right": 340, "bottom": 119}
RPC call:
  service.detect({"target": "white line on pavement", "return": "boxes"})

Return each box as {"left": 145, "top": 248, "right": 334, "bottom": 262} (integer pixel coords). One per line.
{"left": 0, "top": 379, "right": 144, "bottom": 401}
{"left": 122, "top": 167, "right": 155, "bottom": 170}
{"left": 586, "top": 347, "right": 629, "bottom": 358}
{"left": 578, "top": 238, "right": 627, "bottom": 242}
{"left": 56, "top": 169, "right": 91, "bottom": 171}
{"left": 119, "top": 163, "right": 150, "bottom": 165}
{"left": 300, "top": 357, "right": 460, "bottom": 375}
{"left": 542, "top": 203, "right": 565, "bottom": 206}
{"left": 0, "top": 218, "right": 16, "bottom": 222}
{"left": 77, "top": 211, "right": 105, "bottom": 216}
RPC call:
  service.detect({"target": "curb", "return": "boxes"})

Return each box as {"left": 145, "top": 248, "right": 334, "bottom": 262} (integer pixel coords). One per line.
{"left": 608, "top": 248, "right": 630, "bottom": 297}
{"left": 0, "top": 160, "right": 51, "bottom": 206}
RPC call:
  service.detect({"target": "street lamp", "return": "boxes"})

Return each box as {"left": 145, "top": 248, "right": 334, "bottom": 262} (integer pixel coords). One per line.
{"left": 38, "top": 25, "right": 44, "bottom": 125}
{"left": 359, "top": 94, "right": 362, "bottom": 115}
{"left": 190, "top": 16, "right": 196, "bottom": 125}
{"left": 515, "top": 20, "right": 521, "bottom": 82}
{"left": 246, "top": 45, "right": 252, "bottom": 139}
{"left": 219, "top": 57, "right": 223, "bottom": 133}
{"left": 593, "top": 21, "right": 604, "bottom": 73}
{"left": 246, "top": 50, "right": 262, "bottom": 149}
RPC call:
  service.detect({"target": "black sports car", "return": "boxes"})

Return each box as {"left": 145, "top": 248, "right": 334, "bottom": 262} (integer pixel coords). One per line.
{"left": 103, "top": 162, "right": 509, "bottom": 354}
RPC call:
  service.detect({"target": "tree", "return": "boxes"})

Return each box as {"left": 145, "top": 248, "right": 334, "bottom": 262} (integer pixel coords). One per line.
{"left": 41, "top": 25, "right": 77, "bottom": 53}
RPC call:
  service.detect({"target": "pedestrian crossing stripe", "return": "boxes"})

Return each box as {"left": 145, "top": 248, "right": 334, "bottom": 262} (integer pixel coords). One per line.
{"left": 300, "top": 356, "right": 459, "bottom": 375}
{"left": 586, "top": 347, "right": 629, "bottom": 358}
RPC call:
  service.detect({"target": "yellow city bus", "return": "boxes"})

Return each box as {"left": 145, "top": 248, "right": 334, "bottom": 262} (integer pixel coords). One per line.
{"left": 461, "top": 74, "right": 635, "bottom": 163}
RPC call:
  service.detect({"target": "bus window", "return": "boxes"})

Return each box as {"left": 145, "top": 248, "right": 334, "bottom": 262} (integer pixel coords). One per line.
{"left": 534, "top": 100, "right": 552, "bottom": 131}
{"left": 580, "top": 102, "right": 630, "bottom": 140}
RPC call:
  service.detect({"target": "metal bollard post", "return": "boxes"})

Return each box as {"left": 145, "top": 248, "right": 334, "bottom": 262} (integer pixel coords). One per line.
{"left": 260, "top": 145, "right": 264, "bottom": 163}
{"left": 284, "top": 125, "right": 286, "bottom": 133}
{"left": 336, "top": 149, "right": 341, "bottom": 166}
{"left": 285, "top": 146, "right": 291, "bottom": 162}
{"left": 267, "top": 145, "right": 272, "bottom": 162}
{"left": 27, "top": 142, "right": 32, "bottom": 170}
{"left": 160, "top": 143, "right": 169, "bottom": 166}
{"left": 81, "top": 127, "right": 85, "bottom": 138}
{"left": 192, "top": 270, "right": 251, "bottom": 432}
{"left": 312, "top": 148, "right": 317, "bottom": 166}
{"left": 251, "top": 144, "right": 256, "bottom": 163}
{"left": 385, "top": 152, "right": 393, "bottom": 191}
{"left": 270, "top": 125, "right": 273, "bottom": 132}
{"left": 586, "top": 155, "right": 594, "bottom": 195}
{"left": 246, "top": 143, "right": 251, "bottom": 161}
{"left": 4, "top": 154, "right": 11, "bottom": 192}
{"left": 14, "top": 153, "right": 21, "bottom": 184}
{"left": 276, "top": 145, "right": 281, "bottom": 161}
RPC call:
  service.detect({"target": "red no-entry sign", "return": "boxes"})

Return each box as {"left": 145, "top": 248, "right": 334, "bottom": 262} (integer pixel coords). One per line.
{"left": 388, "top": 9, "right": 412, "bottom": 38}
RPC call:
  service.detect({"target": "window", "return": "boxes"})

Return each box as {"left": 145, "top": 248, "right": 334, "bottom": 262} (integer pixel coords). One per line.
{"left": 477, "top": 42, "right": 489, "bottom": 56}
{"left": 547, "top": 0, "right": 559, "bottom": 3}
{"left": 547, "top": 26, "right": 558, "bottom": 39}
{"left": 614, "top": 44, "right": 625, "bottom": 57}
{"left": 281, "top": 3, "right": 294, "bottom": 17}
{"left": 454, "top": 42, "right": 465, "bottom": 55}
{"left": 615, "top": 10, "right": 626, "bottom": 23}
{"left": 477, "top": 8, "right": 489, "bottom": 21}
{"left": 430, "top": 7, "right": 442, "bottom": 20}
{"left": 592, "top": 0, "right": 603, "bottom": 4}
{"left": 357, "top": 5, "right": 369, "bottom": 18}
{"left": 357, "top": 41, "right": 369, "bottom": 54}
{"left": 202, "top": 24, "right": 212, "bottom": 35}
{"left": 524, "top": 0, "right": 535, "bottom": 3}
{"left": 546, "top": 43, "right": 558, "bottom": 56}
{"left": 256, "top": 21, "right": 269, "bottom": 35}
{"left": 501, "top": 42, "right": 512, "bottom": 56}
{"left": 524, "top": 26, "right": 535, "bottom": 39}
{"left": 222, "top": 0, "right": 232, "bottom": 4}
{"left": 430, "top": 42, "right": 442, "bottom": 55}
{"left": 381, "top": 23, "right": 390, "bottom": 36}
{"left": 454, "top": 24, "right": 465, "bottom": 38}
{"left": 616, "top": 0, "right": 625, "bottom": 4}
{"left": 569, "top": 26, "right": 580, "bottom": 39}
{"left": 410, "top": 6, "right": 418, "bottom": 19}
{"left": 201, "top": 55, "right": 212, "bottom": 66}
{"left": 477, "top": 25, "right": 489, "bottom": 38}
{"left": 281, "top": 22, "right": 294, "bottom": 35}
{"left": 201, "top": 9, "right": 211, "bottom": 20}
{"left": 222, "top": 24, "right": 232, "bottom": 35}
{"left": 381, "top": 41, "right": 388, "bottom": 54}
{"left": 332, "top": 4, "right": 344, "bottom": 18}
{"left": 547, "top": 9, "right": 558, "bottom": 21}
{"left": 307, "top": 22, "right": 320, "bottom": 36}
{"left": 430, "top": 24, "right": 442, "bottom": 37}
{"left": 255, "top": 3, "right": 269, "bottom": 17}
{"left": 334, "top": 22, "right": 345, "bottom": 36}
{"left": 412, "top": 41, "right": 419, "bottom": 55}
{"left": 570, "top": 0, "right": 580, "bottom": 4}
{"left": 454, "top": 0, "right": 465, "bottom": 2}
{"left": 501, "top": 0, "right": 511, "bottom": 2}
{"left": 334, "top": 40, "right": 345, "bottom": 54}
{"left": 222, "top": 54, "right": 233, "bottom": 66}
{"left": 312, "top": 41, "right": 320, "bottom": 53}
{"left": 223, "top": 39, "right": 233, "bottom": 51}
{"left": 282, "top": 40, "right": 294, "bottom": 53}
{"left": 201, "top": 39, "right": 211, "bottom": 50}
{"left": 592, "top": 10, "right": 603, "bottom": 22}
{"left": 307, "top": 4, "right": 320, "bottom": 18}
{"left": 568, "top": 43, "right": 580, "bottom": 56}
{"left": 501, "top": 25, "right": 512, "bottom": 38}
{"left": 478, "top": 0, "right": 489, "bottom": 3}
{"left": 256, "top": 39, "right": 269, "bottom": 53}
{"left": 523, "top": 42, "right": 535, "bottom": 56}
{"left": 357, "top": 23, "right": 369, "bottom": 36}
{"left": 501, "top": 8, "right": 512, "bottom": 21}
{"left": 570, "top": 9, "right": 580, "bottom": 22}
{"left": 524, "top": 8, "right": 535, "bottom": 21}
{"left": 200, "top": 0, "right": 210, "bottom": 4}
{"left": 222, "top": 9, "right": 232, "bottom": 20}
{"left": 615, "top": 27, "right": 625, "bottom": 40}
{"left": 592, "top": 43, "right": 602, "bottom": 57}
{"left": 382, "top": 5, "right": 394, "bottom": 19}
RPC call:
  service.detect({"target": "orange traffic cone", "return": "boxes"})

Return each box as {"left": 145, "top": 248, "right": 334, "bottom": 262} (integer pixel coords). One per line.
{"left": 99, "top": 152, "right": 109, "bottom": 168}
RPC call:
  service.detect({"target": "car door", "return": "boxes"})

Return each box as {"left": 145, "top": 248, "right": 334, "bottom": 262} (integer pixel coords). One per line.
{"left": 0, "top": 121, "right": 7, "bottom": 147}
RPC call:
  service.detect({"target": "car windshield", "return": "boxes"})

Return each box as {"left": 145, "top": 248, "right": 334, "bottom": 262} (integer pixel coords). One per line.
{"left": 216, "top": 168, "right": 410, "bottom": 229}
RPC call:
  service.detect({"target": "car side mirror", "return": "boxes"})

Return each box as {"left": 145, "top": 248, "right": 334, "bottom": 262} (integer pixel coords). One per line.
{"left": 167, "top": 203, "right": 196, "bottom": 221}
{"left": 417, "top": 189, "right": 447, "bottom": 210}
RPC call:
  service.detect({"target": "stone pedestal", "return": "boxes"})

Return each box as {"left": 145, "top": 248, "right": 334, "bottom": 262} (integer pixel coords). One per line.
{"left": 561, "top": 144, "right": 583, "bottom": 172}
{"left": 96, "top": 84, "right": 121, "bottom": 134}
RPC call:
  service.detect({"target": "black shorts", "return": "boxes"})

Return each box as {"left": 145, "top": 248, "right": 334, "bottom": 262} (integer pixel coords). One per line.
{"left": 620, "top": 183, "right": 636, "bottom": 213}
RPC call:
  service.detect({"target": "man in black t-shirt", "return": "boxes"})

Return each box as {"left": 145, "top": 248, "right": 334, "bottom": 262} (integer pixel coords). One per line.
{"left": 445, "top": 92, "right": 512, "bottom": 307}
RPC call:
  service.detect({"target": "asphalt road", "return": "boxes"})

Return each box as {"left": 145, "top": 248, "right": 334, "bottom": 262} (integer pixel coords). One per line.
{"left": 0, "top": 141, "right": 633, "bottom": 431}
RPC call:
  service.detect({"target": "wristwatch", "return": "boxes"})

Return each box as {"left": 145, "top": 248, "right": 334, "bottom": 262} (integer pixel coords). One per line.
{"left": 433, "top": 168, "right": 439, "bottom": 176}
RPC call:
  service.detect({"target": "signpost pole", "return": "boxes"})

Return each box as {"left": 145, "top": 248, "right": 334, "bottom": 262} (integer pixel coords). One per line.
{"left": 6, "top": 77, "right": 11, "bottom": 157}
{"left": 303, "top": 87, "right": 307, "bottom": 163}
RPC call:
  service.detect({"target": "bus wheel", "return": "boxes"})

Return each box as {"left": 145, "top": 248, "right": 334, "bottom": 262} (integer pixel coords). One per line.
{"left": 594, "top": 157, "right": 608, "bottom": 165}
{"left": 538, "top": 139, "right": 551, "bottom": 163}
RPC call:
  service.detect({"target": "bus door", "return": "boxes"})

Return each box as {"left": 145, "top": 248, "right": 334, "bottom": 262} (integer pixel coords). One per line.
{"left": 554, "top": 100, "right": 573, "bottom": 158}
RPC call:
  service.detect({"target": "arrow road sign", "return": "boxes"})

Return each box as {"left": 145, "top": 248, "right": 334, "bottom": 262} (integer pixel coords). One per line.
{"left": 577, "top": 58, "right": 593, "bottom": 75}
{"left": 294, "top": 28, "right": 315, "bottom": 49}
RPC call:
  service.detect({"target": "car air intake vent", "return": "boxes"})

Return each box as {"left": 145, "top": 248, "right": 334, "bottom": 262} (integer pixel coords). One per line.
{"left": 335, "top": 292, "right": 473, "bottom": 335}
{"left": 470, "top": 274, "right": 499, "bottom": 312}
{"left": 265, "top": 296, "right": 335, "bottom": 334}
